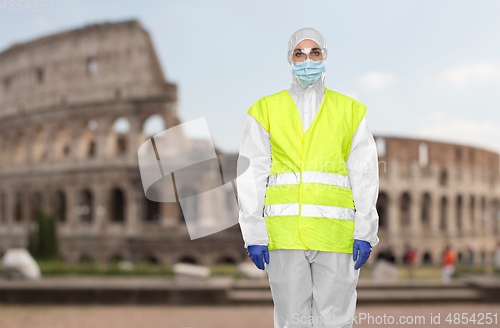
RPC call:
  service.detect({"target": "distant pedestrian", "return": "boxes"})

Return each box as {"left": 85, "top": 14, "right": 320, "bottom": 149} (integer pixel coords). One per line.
{"left": 442, "top": 245, "right": 457, "bottom": 283}
{"left": 405, "top": 244, "right": 417, "bottom": 280}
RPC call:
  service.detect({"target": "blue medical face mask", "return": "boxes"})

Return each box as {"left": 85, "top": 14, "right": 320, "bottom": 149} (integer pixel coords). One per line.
{"left": 291, "top": 59, "right": 326, "bottom": 87}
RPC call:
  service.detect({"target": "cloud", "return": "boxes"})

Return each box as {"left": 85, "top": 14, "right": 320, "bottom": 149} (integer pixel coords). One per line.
{"left": 358, "top": 71, "right": 396, "bottom": 90}
{"left": 414, "top": 111, "right": 500, "bottom": 154}
{"left": 438, "top": 62, "right": 500, "bottom": 89}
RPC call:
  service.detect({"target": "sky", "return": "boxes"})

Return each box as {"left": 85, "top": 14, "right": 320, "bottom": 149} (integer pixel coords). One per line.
{"left": 1, "top": 0, "right": 500, "bottom": 154}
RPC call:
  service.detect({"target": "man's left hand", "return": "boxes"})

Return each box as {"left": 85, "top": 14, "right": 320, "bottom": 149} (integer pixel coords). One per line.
{"left": 353, "top": 239, "right": 372, "bottom": 270}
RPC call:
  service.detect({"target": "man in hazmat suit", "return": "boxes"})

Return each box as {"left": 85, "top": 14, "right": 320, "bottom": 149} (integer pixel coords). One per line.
{"left": 236, "top": 27, "right": 380, "bottom": 328}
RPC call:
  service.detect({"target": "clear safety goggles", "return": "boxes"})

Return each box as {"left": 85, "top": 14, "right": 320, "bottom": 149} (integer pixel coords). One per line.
{"left": 288, "top": 47, "right": 328, "bottom": 63}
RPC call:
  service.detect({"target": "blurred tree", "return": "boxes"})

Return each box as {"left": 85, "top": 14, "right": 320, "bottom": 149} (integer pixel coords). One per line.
{"left": 27, "top": 208, "right": 61, "bottom": 261}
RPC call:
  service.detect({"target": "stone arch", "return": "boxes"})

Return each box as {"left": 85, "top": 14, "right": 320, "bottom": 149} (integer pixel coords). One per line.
{"left": 177, "top": 255, "right": 198, "bottom": 265}
{"left": 79, "top": 119, "right": 98, "bottom": 158}
{"left": 36, "top": 67, "right": 44, "bottom": 84}
{"left": 52, "top": 190, "right": 66, "bottom": 222}
{"left": 492, "top": 198, "right": 500, "bottom": 235}
{"left": 53, "top": 124, "right": 71, "bottom": 159}
{"left": 376, "top": 191, "right": 389, "bottom": 229}
{"left": 0, "top": 192, "right": 6, "bottom": 223}
{"left": 142, "top": 114, "right": 166, "bottom": 139}
{"left": 439, "top": 169, "right": 448, "bottom": 186}
{"left": 14, "top": 131, "right": 26, "bottom": 164}
{"left": 440, "top": 196, "right": 447, "bottom": 232}
{"left": 1, "top": 134, "right": 9, "bottom": 166}
{"left": 14, "top": 191, "right": 22, "bottom": 222}
{"left": 470, "top": 195, "right": 476, "bottom": 236}
{"left": 78, "top": 189, "right": 93, "bottom": 223}
{"left": 109, "top": 187, "right": 125, "bottom": 223}
{"left": 32, "top": 127, "right": 46, "bottom": 162}
{"left": 216, "top": 255, "right": 237, "bottom": 264}
{"left": 480, "top": 196, "right": 486, "bottom": 232}
{"left": 421, "top": 192, "right": 431, "bottom": 226}
{"left": 31, "top": 191, "right": 42, "bottom": 222}
{"left": 144, "top": 189, "right": 160, "bottom": 222}
{"left": 422, "top": 251, "right": 433, "bottom": 265}
{"left": 456, "top": 195, "right": 463, "bottom": 231}
{"left": 110, "top": 116, "right": 131, "bottom": 156}
{"left": 400, "top": 192, "right": 411, "bottom": 227}
{"left": 377, "top": 247, "right": 396, "bottom": 264}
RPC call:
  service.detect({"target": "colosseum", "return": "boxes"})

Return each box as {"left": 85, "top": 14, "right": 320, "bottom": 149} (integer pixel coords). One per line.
{"left": 0, "top": 19, "right": 499, "bottom": 267}
{"left": 0, "top": 20, "right": 243, "bottom": 266}
{"left": 374, "top": 135, "right": 500, "bottom": 265}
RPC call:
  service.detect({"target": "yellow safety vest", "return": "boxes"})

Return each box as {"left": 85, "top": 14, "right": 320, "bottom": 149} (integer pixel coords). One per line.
{"left": 247, "top": 87, "right": 367, "bottom": 253}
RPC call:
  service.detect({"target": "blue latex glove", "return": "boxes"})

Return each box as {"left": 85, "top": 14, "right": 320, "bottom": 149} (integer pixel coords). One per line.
{"left": 353, "top": 239, "right": 372, "bottom": 270}
{"left": 247, "top": 245, "right": 270, "bottom": 270}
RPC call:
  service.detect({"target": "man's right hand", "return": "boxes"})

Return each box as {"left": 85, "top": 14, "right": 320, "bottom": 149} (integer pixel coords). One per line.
{"left": 247, "top": 245, "right": 270, "bottom": 270}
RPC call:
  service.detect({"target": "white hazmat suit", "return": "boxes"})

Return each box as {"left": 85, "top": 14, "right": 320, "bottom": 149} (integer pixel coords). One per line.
{"left": 237, "top": 28, "right": 380, "bottom": 328}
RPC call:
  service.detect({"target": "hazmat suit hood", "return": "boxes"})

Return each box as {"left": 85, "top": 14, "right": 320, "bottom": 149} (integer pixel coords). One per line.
{"left": 286, "top": 28, "right": 327, "bottom": 132}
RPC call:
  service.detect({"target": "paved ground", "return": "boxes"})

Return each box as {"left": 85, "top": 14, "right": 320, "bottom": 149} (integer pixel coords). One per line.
{"left": 0, "top": 303, "right": 498, "bottom": 328}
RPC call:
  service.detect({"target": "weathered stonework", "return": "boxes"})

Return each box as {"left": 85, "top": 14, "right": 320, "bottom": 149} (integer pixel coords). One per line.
{"left": 375, "top": 135, "right": 500, "bottom": 265}
{"left": 0, "top": 20, "right": 245, "bottom": 265}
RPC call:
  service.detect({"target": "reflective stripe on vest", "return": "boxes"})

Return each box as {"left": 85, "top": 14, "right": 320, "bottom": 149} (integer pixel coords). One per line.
{"left": 267, "top": 171, "right": 352, "bottom": 189}
{"left": 264, "top": 203, "right": 355, "bottom": 221}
